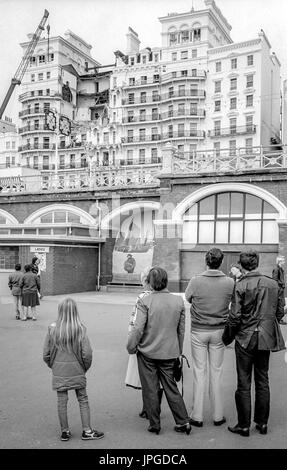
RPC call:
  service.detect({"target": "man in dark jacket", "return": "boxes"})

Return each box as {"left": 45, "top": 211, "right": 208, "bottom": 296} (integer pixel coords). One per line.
{"left": 272, "top": 256, "right": 286, "bottom": 325}
{"left": 223, "top": 250, "right": 285, "bottom": 437}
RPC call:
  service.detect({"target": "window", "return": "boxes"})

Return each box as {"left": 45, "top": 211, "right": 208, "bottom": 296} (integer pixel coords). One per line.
{"left": 38, "top": 90, "right": 43, "bottom": 96}
{"left": 172, "top": 52, "right": 177, "bottom": 62}
{"left": 130, "top": 57, "right": 135, "bottom": 66}
{"left": 178, "top": 103, "right": 185, "bottom": 115}
{"left": 172, "top": 71, "right": 177, "bottom": 78}
{"left": 39, "top": 55, "right": 45, "bottom": 63}
{"left": 43, "top": 102, "right": 50, "bottom": 112}
{"left": 231, "top": 58, "right": 237, "bottom": 69}
{"left": 70, "top": 154, "right": 75, "bottom": 168}
{"left": 214, "top": 120, "right": 221, "bottom": 136}
{"left": 214, "top": 81, "right": 221, "bottom": 93}
{"left": 34, "top": 120, "right": 39, "bottom": 130}
{"left": 152, "top": 90, "right": 159, "bottom": 102}
{"left": 38, "top": 73, "right": 43, "bottom": 81}
{"left": 230, "top": 97, "right": 237, "bottom": 110}
{"left": 181, "top": 70, "right": 188, "bottom": 77}
{"left": 193, "top": 28, "right": 201, "bottom": 41}
{"left": 245, "top": 138, "right": 253, "bottom": 154}
{"left": 177, "top": 144, "right": 184, "bottom": 156}
{"left": 46, "top": 89, "right": 50, "bottom": 95}
{"left": 12, "top": 141, "right": 15, "bottom": 149}
{"left": 214, "top": 100, "right": 221, "bottom": 112}
{"left": 139, "top": 149, "right": 145, "bottom": 164}
{"left": 192, "top": 49, "right": 197, "bottom": 58}
{"left": 168, "top": 105, "right": 173, "bottom": 117}
{"left": 215, "top": 61, "right": 221, "bottom": 73}
{"left": 214, "top": 142, "right": 220, "bottom": 158}
{"left": 182, "top": 192, "right": 279, "bottom": 244}
{"left": 127, "top": 130, "right": 133, "bottom": 142}
{"left": 31, "top": 74, "right": 35, "bottom": 82}
{"left": 190, "top": 122, "right": 197, "bottom": 137}
{"left": 230, "top": 118, "right": 237, "bottom": 135}
{"left": 139, "top": 128, "right": 146, "bottom": 141}
{"left": 229, "top": 139, "right": 236, "bottom": 156}
{"left": 30, "top": 56, "right": 36, "bottom": 66}
{"left": 103, "top": 132, "right": 109, "bottom": 144}
{"left": 34, "top": 103, "right": 40, "bottom": 113}
{"left": 246, "top": 115, "right": 253, "bottom": 132}
{"left": 113, "top": 77, "right": 117, "bottom": 88}
{"left": 127, "top": 110, "right": 134, "bottom": 122}
{"left": 113, "top": 95, "right": 116, "bottom": 106}
{"left": 139, "top": 109, "right": 146, "bottom": 122}
{"left": 168, "top": 87, "right": 174, "bottom": 98}
{"left": 191, "top": 69, "right": 197, "bottom": 77}
{"left": 181, "top": 30, "right": 189, "bottom": 43}
{"left": 128, "top": 93, "right": 134, "bottom": 104}
{"left": 34, "top": 137, "right": 39, "bottom": 149}
{"left": 140, "top": 92, "right": 146, "bottom": 103}
{"left": 151, "top": 148, "right": 158, "bottom": 163}
{"left": 142, "top": 56, "right": 146, "bottom": 64}
{"left": 5, "top": 156, "right": 10, "bottom": 168}
{"left": 168, "top": 125, "right": 173, "bottom": 138}
{"left": 190, "top": 102, "right": 197, "bottom": 115}
{"left": 153, "top": 74, "right": 160, "bottom": 83}
{"left": 127, "top": 150, "right": 133, "bottom": 164}
{"left": 179, "top": 85, "right": 185, "bottom": 97}
{"left": 43, "top": 155, "right": 49, "bottom": 170}
{"left": 49, "top": 53, "right": 54, "bottom": 62}
{"left": 181, "top": 50, "right": 188, "bottom": 60}
{"left": 43, "top": 137, "right": 50, "bottom": 149}
{"left": 154, "top": 54, "right": 159, "bottom": 62}
{"left": 230, "top": 78, "right": 237, "bottom": 91}
{"left": 246, "top": 95, "right": 254, "bottom": 107}
{"left": 129, "top": 77, "right": 135, "bottom": 86}
{"left": 33, "top": 156, "right": 39, "bottom": 169}
{"left": 189, "top": 144, "right": 197, "bottom": 158}
{"left": 152, "top": 108, "right": 159, "bottom": 120}
{"left": 169, "top": 32, "right": 177, "bottom": 45}
{"left": 151, "top": 127, "right": 158, "bottom": 140}
{"left": 141, "top": 76, "right": 147, "bottom": 85}
{"left": 246, "top": 74, "right": 254, "bottom": 88}
{"left": 247, "top": 54, "right": 254, "bottom": 66}
{"left": 5, "top": 141, "right": 10, "bottom": 150}
{"left": 190, "top": 84, "right": 198, "bottom": 96}
{"left": 178, "top": 123, "right": 184, "bottom": 137}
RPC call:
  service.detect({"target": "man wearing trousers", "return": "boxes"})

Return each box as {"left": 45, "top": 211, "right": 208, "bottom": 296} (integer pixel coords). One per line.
{"left": 272, "top": 256, "right": 286, "bottom": 325}
{"left": 8, "top": 263, "right": 23, "bottom": 320}
{"left": 223, "top": 250, "right": 285, "bottom": 437}
{"left": 185, "top": 248, "right": 234, "bottom": 427}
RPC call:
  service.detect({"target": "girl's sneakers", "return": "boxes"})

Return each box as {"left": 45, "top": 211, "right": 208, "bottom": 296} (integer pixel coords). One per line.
{"left": 61, "top": 430, "right": 71, "bottom": 441}
{"left": 82, "top": 429, "right": 104, "bottom": 440}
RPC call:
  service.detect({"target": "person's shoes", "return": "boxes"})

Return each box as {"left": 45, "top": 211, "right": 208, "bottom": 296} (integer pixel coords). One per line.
{"left": 214, "top": 417, "right": 227, "bottom": 426}
{"left": 32, "top": 317, "right": 37, "bottom": 321}
{"left": 189, "top": 418, "right": 203, "bottom": 427}
{"left": 81, "top": 429, "right": 104, "bottom": 440}
{"left": 255, "top": 424, "right": 268, "bottom": 435}
{"left": 61, "top": 430, "right": 71, "bottom": 441}
{"left": 21, "top": 318, "right": 27, "bottom": 321}
{"left": 40, "top": 295, "right": 43, "bottom": 300}
{"left": 139, "top": 410, "right": 148, "bottom": 419}
{"left": 228, "top": 424, "right": 250, "bottom": 437}
{"left": 148, "top": 426, "right": 160, "bottom": 435}
{"left": 174, "top": 423, "right": 192, "bottom": 435}
{"left": 16, "top": 315, "right": 20, "bottom": 320}
{"left": 279, "top": 320, "right": 287, "bottom": 325}
{"left": 27, "top": 316, "right": 32, "bottom": 320}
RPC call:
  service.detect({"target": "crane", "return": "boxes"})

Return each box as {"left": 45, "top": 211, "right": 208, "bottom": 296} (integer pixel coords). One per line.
{"left": 0, "top": 9, "right": 49, "bottom": 120}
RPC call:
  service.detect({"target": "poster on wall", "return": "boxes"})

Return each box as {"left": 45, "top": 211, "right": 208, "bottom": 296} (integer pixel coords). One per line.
{"left": 112, "top": 209, "right": 155, "bottom": 284}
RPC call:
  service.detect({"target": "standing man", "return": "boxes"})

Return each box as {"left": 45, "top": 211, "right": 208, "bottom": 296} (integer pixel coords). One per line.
{"left": 8, "top": 263, "right": 23, "bottom": 320}
{"left": 185, "top": 248, "right": 234, "bottom": 427}
{"left": 272, "top": 256, "right": 286, "bottom": 325}
{"left": 223, "top": 250, "right": 285, "bottom": 437}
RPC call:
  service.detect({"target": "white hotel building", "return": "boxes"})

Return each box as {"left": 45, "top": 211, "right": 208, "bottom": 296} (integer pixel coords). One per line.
{"left": 107, "top": 0, "right": 281, "bottom": 166}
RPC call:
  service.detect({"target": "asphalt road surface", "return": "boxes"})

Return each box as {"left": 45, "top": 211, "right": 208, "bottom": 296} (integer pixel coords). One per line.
{"left": 1, "top": 292, "right": 287, "bottom": 449}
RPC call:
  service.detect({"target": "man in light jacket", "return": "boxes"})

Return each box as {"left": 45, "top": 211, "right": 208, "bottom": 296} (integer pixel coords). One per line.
{"left": 185, "top": 248, "right": 234, "bottom": 428}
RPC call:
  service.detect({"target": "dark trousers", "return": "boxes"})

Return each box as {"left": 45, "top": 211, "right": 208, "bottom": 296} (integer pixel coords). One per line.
{"left": 235, "top": 332, "right": 270, "bottom": 428}
{"left": 137, "top": 352, "right": 189, "bottom": 429}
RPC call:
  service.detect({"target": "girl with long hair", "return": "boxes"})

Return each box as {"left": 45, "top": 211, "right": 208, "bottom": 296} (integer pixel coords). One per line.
{"left": 43, "top": 297, "right": 104, "bottom": 441}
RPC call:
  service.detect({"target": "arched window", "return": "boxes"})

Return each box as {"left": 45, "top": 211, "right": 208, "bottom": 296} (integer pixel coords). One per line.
{"left": 182, "top": 192, "right": 279, "bottom": 244}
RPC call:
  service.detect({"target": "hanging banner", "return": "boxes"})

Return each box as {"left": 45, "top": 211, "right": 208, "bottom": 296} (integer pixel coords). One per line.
{"left": 44, "top": 110, "right": 56, "bottom": 131}
{"left": 59, "top": 115, "right": 71, "bottom": 136}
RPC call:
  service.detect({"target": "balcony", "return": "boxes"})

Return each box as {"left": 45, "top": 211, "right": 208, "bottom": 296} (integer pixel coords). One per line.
{"left": 161, "top": 109, "right": 205, "bottom": 120}
{"left": 121, "top": 89, "right": 206, "bottom": 106}
{"left": 18, "top": 143, "right": 56, "bottom": 152}
{"left": 122, "top": 134, "right": 162, "bottom": 144}
{"left": 19, "top": 90, "right": 62, "bottom": 102}
{"left": 161, "top": 130, "right": 205, "bottom": 140}
{"left": 208, "top": 125, "right": 257, "bottom": 138}
{"left": 161, "top": 70, "right": 206, "bottom": 83}
{"left": 122, "top": 114, "right": 161, "bottom": 124}
{"left": 19, "top": 124, "right": 50, "bottom": 134}
{"left": 123, "top": 77, "right": 161, "bottom": 88}
{"left": 19, "top": 107, "right": 49, "bottom": 117}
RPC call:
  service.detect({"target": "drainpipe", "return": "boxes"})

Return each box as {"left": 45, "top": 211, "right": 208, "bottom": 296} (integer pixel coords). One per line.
{"left": 96, "top": 200, "right": 102, "bottom": 291}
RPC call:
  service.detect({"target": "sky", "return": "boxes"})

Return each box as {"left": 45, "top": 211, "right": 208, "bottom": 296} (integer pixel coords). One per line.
{"left": 0, "top": 0, "right": 287, "bottom": 122}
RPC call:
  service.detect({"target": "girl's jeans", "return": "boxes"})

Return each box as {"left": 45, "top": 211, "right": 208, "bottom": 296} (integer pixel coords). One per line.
{"left": 57, "top": 388, "right": 91, "bottom": 432}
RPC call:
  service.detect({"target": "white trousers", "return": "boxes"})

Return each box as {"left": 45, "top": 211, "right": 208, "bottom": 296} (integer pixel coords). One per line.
{"left": 191, "top": 329, "right": 225, "bottom": 422}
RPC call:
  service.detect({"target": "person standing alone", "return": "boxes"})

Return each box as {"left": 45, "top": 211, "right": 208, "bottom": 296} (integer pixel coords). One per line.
{"left": 8, "top": 263, "right": 23, "bottom": 320}
{"left": 185, "top": 248, "right": 234, "bottom": 427}
{"left": 272, "top": 256, "right": 286, "bottom": 325}
{"left": 223, "top": 250, "right": 285, "bottom": 437}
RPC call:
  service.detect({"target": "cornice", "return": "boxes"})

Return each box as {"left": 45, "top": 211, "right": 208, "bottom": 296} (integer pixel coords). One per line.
{"left": 208, "top": 38, "right": 261, "bottom": 55}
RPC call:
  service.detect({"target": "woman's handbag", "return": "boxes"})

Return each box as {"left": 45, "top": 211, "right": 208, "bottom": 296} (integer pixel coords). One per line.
{"left": 125, "top": 354, "right": 141, "bottom": 389}
{"left": 174, "top": 354, "right": 190, "bottom": 396}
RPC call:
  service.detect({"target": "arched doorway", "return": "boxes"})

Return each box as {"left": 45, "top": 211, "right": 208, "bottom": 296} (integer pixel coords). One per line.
{"left": 173, "top": 183, "right": 286, "bottom": 289}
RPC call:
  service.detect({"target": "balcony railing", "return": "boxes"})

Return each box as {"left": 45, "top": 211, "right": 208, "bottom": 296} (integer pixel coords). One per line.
{"left": 19, "top": 91, "right": 62, "bottom": 102}
{"left": 18, "top": 144, "right": 56, "bottom": 152}
{"left": 121, "top": 89, "right": 205, "bottom": 105}
{"left": 19, "top": 124, "right": 50, "bottom": 134}
{"left": 19, "top": 107, "right": 49, "bottom": 117}
{"left": 161, "top": 109, "right": 205, "bottom": 119}
{"left": 123, "top": 77, "right": 161, "bottom": 88}
{"left": 0, "top": 165, "right": 161, "bottom": 194}
{"left": 122, "top": 114, "right": 161, "bottom": 124}
{"left": 208, "top": 125, "right": 257, "bottom": 138}
{"left": 170, "top": 145, "right": 287, "bottom": 174}
{"left": 161, "top": 70, "right": 206, "bottom": 82}
{"left": 162, "top": 130, "right": 205, "bottom": 139}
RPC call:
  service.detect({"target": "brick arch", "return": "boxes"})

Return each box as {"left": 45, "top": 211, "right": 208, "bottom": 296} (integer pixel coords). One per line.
{"left": 172, "top": 183, "right": 287, "bottom": 221}
{"left": 24, "top": 204, "right": 96, "bottom": 225}
{"left": 101, "top": 201, "right": 160, "bottom": 230}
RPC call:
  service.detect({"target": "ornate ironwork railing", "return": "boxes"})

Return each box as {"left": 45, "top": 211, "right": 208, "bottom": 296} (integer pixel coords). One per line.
{"left": 0, "top": 165, "right": 161, "bottom": 194}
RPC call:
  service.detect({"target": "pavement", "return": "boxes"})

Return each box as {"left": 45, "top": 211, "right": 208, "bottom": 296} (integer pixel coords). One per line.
{"left": 1, "top": 291, "right": 287, "bottom": 449}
